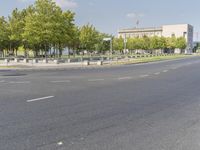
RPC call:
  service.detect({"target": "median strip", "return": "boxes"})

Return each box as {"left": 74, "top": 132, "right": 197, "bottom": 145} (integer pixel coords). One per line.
{"left": 27, "top": 96, "right": 55, "bottom": 102}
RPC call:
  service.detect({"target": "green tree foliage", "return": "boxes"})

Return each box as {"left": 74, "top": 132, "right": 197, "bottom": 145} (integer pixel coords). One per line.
{"left": 176, "top": 37, "right": 187, "bottom": 50}
{"left": 113, "top": 36, "right": 124, "bottom": 51}
{"left": 0, "top": 17, "right": 9, "bottom": 56}
{"left": 8, "top": 8, "right": 26, "bottom": 56}
{"left": 115, "top": 36, "right": 186, "bottom": 53}
{"left": 79, "top": 24, "right": 99, "bottom": 52}
{"left": 0, "top": 0, "right": 188, "bottom": 57}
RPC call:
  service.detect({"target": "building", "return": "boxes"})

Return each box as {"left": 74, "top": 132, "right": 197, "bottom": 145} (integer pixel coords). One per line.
{"left": 118, "top": 24, "right": 194, "bottom": 54}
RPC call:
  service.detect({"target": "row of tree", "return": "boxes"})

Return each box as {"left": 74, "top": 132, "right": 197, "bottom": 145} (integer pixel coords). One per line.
{"left": 0, "top": 0, "right": 187, "bottom": 58}
{"left": 113, "top": 36, "right": 187, "bottom": 53}
{"left": 0, "top": 0, "right": 110, "bottom": 58}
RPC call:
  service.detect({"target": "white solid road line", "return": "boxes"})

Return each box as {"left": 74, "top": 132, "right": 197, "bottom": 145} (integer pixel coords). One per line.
{"left": 9, "top": 81, "right": 30, "bottom": 84}
{"left": 118, "top": 76, "right": 132, "bottom": 80}
{"left": 27, "top": 96, "right": 55, "bottom": 102}
{"left": 88, "top": 79, "right": 105, "bottom": 82}
{"left": 50, "top": 80, "right": 71, "bottom": 83}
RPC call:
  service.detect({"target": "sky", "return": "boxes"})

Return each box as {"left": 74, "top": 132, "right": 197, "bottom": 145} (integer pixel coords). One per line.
{"left": 0, "top": 0, "right": 200, "bottom": 41}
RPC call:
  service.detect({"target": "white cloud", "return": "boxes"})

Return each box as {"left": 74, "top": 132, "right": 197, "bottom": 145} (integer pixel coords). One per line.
{"left": 53, "top": 0, "right": 78, "bottom": 9}
{"left": 126, "top": 12, "right": 144, "bottom": 19}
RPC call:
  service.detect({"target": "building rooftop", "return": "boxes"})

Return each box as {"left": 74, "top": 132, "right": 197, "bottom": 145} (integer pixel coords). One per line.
{"left": 118, "top": 27, "right": 162, "bottom": 33}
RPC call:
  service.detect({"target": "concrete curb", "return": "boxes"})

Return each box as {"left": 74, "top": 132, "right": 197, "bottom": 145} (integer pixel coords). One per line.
{"left": 0, "top": 55, "right": 196, "bottom": 71}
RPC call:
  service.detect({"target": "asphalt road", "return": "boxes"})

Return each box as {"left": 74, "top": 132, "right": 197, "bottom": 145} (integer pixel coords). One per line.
{"left": 1, "top": 56, "right": 200, "bottom": 150}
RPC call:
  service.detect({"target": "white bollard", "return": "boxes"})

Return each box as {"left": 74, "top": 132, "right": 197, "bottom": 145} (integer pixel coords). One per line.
{"left": 54, "top": 59, "right": 59, "bottom": 64}
{"left": 97, "top": 61, "right": 103, "bottom": 66}
{"left": 83, "top": 60, "right": 89, "bottom": 66}
{"left": 14, "top": 58, "right": 19, "bottom": 63}
{"left": 4, "top": 59, "right": 9, "bottom": 63}
{"left": 32, "top": 59, "right": 38, "bottom": 63}
{"left": 43, "top": 59, "right": 48, "bottom": 63}
{"left": 23, "top": 58, "right": 28, "bottom": 63}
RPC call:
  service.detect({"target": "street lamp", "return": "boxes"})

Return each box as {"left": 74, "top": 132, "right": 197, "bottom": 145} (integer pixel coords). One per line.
{"left": 103, "top": 37, "right": 113, "bottom": 60}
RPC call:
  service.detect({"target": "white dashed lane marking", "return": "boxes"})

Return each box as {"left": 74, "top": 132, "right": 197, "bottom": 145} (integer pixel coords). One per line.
{"left": 27, "top": 96, "right": 55, "bottom": 102}
{"left": 118, "top": 76, "right": 132, "bottom": 80}
{"left": 8, "top": 81, "right": 30, "bottom": 84}
{"left": 154, "top": 72, "right": 161, "bottom": 75}
{"left": 140, "top": 75, "right": 149, "bottom": 78}
{"left": 163, "top": 70, "right": 169, "bottom": 73}
{"left": 50, "top": 80, "right": 71, "bottom": 83}
{"left": 88, "top": 79, "right": 105, "bottom": 82}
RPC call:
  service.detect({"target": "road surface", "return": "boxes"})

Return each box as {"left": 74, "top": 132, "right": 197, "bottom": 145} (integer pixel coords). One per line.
{"left": 1, "top": 56, "right": 200, "bottom": 150}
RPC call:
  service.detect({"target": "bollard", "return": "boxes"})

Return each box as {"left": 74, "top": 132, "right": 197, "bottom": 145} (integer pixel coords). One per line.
{"left": 14, "top": 58, "right": 19, "bottom": 63}
{"left": 83, "top": 60, "right": 89, "bottom": 66}
{"left": 33, "top": 59, "right": 38, "bottom": 63}
{"left": 4, "top": 59, "right": 9, "bottom": 63}
{"left": 67, "top": 59, "right": 71, "bottom": 63}
{"left": 43, "top": 59, "right": 48, "bottom": 63}
{"left": 23, "top": 58, "right": 28, "bottom": 63}
{"left": 97, "top": 61, "right": 103, "bottom": 66}
{"left": 54, "top": 59, "right": 59, "bottom": 64}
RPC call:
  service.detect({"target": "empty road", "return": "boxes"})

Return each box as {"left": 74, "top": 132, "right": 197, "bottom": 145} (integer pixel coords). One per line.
{"left": 1, "top": 56, "right": 200, "bottom": 150}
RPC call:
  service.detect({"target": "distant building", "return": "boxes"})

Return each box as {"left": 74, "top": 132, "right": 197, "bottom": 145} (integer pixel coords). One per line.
{"left": 118, "top": 24, "right": 194, "bottom": 54}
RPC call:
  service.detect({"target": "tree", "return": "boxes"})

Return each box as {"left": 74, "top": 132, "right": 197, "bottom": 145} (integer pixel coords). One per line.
{"left": 113, "top": 36, "right": 124, "bottom": 52}
{"left": 127, "top": 37, "right": 142, "bottom": 51}
{"left": 166, "top": 37, "right": 177, "bottom": 52}
{"left": 8, "top": 8, "right": 26, "bottom": 56}
{"left": 0, "top": 16, "right": 9, "bottom": 57}
{"left": 176, "top": 37, "right": 187, "bottom": 50}
{"left": 79, "top": 24, "right": 99, "bottom": 53}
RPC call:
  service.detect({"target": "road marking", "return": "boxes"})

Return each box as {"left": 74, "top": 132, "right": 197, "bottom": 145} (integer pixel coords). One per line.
{"left": 50, "top": 80, "right": 71, "bottom": 83}
{"left": 118, "top": 76, "right": 132, "bottom": 80}
{"left": 163, "top": 70, "right": 168, "bottom": 73}
{"left": 154, "top": 72, "right": 161, "bottom": 75}
{"left": 9, "top": 81, "right": 30, "bottom": 84}
{"left": 140, "top": 75, "right": 149, "bottom": 78}
{"left": 88, "top": 79, "right": 104, "bottom": 82}
{"left": 57, "top": 141, "right": 63, "bottom": 146}
{"left": 27, "top": 96, "right": 54, "bottom": 102}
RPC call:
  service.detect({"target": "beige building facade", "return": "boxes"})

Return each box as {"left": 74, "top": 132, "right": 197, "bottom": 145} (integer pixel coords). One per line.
{"left": 118, "top": 24, "right": 194, "bottom": 54}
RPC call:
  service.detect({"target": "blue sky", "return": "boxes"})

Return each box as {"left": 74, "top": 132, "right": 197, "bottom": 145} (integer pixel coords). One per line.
{"left": 1, "top": 0, "right": 200, "bottom": 40}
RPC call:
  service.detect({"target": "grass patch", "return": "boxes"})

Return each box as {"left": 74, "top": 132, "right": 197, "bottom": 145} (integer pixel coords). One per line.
{"left": 113, "top": 55, "right": 192, "bottom": 65}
